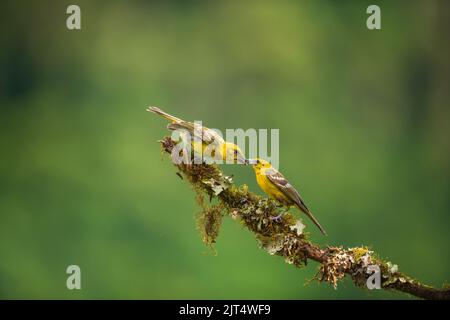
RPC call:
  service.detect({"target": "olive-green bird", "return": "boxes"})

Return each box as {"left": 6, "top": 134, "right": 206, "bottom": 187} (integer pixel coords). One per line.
{"left": 147, "top": 106, "right": 247, "bottom": 164}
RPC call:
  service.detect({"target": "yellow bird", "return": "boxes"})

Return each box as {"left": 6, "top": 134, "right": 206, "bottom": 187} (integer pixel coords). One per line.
{"left": 249, "top": 158, "right": 327, "bottom": 235}
{"left": 147, "top": 106, "right": 247, "bottom": 164}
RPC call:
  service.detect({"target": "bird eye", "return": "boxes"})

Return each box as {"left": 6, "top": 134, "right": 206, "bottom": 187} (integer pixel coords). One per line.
{"left": 234, "top": 150, "right": 238, "bottom": 155}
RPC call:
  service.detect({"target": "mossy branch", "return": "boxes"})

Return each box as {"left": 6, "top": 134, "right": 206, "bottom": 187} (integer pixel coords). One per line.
{"left": 160, "top": 137, "right": 450, "bottom": 300}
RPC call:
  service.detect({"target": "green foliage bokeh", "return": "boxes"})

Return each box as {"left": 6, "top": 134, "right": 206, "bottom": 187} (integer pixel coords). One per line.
{"left": 0, "top": 0, "right": 449, "bottom": 299}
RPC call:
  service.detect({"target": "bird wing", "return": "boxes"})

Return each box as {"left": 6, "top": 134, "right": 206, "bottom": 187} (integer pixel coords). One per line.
{"left": 266, "top": 168, "right": 327, "bottom": 235}
{"left": 148, "top": 106, "right": 224, "bottom": 144}
{"left": 167, "top": 122, "right": 223, "bottom": 144}
{"left": 265, "top": 168, "right": 309, "bottom": 213}
{"left": 199, "top": 127, "right": 224, "bottom": 144}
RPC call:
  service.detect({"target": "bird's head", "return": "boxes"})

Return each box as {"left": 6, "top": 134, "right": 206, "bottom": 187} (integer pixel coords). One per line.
{"left": 248, "top": 158, "right": 271, "bottom": 170}
{"left": 221, "top": 142, "right": 248, "bottom": 164}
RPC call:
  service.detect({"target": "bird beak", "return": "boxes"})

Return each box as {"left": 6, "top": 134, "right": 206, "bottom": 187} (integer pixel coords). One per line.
{"left": 237, "top": 153, "right": 248, "bottom": 165}
{"left": 247, "top": 159, "right": 258, "bottom": 165}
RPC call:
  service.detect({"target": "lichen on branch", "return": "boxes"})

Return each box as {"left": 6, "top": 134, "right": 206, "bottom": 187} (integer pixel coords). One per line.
{"left": 159, "top": 137, "right": 450, "bottom": 300}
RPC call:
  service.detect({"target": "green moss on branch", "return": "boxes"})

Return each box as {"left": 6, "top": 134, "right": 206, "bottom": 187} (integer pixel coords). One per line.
{"left": 159, "top": 137, "right": 450, "bottom": 300}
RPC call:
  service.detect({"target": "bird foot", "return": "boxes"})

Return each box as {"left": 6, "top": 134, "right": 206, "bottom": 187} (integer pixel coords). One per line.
{"left": 270, "top": 212, "right": 285, "bottom": 222}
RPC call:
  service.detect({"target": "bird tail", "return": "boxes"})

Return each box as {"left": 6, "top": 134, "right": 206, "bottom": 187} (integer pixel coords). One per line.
{"left": 147, "top": 106, "right": 183, "bottom": 123}
{"left": 295, "top": 202, "right": 327, "bottom": 236}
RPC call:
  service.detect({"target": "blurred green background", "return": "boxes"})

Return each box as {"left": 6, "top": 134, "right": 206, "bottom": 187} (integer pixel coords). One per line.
{"left": 1, "top": 0, "right": 449, "bottom": 299}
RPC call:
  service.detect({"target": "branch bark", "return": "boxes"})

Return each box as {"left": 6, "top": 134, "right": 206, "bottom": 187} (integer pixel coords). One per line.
{"left": 160, "top": 137, "right": 450, "bottom": 300}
